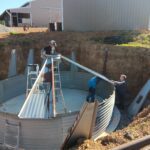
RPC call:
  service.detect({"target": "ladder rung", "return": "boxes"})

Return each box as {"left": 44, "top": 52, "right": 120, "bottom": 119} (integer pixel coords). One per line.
{"left": 55, "top": 88, "right": 61, "bottom": 90}
{"left": 56, "top": 95, "right": 61, "bottom": 98}
{"left": 31, "top": 78, "right": 37, "bottom": 80}
{"left": 55, "top": 81, "right": 60, "bottom": 83}
{"left": 5, "top": 134, "right": 19, "bottom": 138}
{"left": 29, "top": 72, "right": 38, "bottom": 75}
{"left": 4, "top": 144, "right": 17, "bottom": 149}
{"left": 55, "top": 85, "right": 60, "bottom": 87}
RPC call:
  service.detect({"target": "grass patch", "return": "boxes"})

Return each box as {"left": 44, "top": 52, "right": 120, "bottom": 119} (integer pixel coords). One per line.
{"left": 9, "top": 31, "right": 20, "bottom": 35}
{"left": 9, "top": 32, "right": 24, "bottom": 36}
{"left": 118, "top": 34, "right": 150, "bottom": 48}
{"left": 90, "top": 31, "right": 150, "bottom": 48}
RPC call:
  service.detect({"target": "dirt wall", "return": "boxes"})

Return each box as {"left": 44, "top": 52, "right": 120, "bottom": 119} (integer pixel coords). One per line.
{"left": 76, "top": 43, "right": 150, "bottom": 98}
{"left": 0, "top": 32, "right": 150, "bottom": 99}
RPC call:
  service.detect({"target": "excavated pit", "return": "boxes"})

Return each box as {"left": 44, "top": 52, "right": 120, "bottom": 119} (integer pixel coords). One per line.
{"left": 0, "top": 31, "right": 150, "bottom": 149}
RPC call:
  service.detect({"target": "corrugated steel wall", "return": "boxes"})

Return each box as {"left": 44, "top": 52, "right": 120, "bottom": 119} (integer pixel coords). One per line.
{"left": 63, "top": 0, "right": 150, "bottom": 31}
{"left": 0, "top": 113, "right": 77, "bottom": 150}
{"left": 0, "top": 71, "right": 115, "bottom": 149}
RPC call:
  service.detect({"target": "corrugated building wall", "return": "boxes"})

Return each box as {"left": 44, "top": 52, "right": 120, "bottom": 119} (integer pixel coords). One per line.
{"left": 31, "top": 0, "right": 62, "bottom": 27}
{"left": 63, "top": 0, "right": 150, "bottom": 31}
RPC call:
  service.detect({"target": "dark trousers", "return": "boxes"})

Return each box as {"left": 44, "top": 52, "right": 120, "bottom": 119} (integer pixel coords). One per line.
{"left": 86, "top": 87, "right": 96, "bottom": 102}
{"left": 115, "top": 93, "right": 125, "bottom": 109}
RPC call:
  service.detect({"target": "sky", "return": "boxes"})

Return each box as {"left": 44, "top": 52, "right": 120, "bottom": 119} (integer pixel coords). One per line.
{"left": 0, "top": 0, "right": 29, "bottom": 15}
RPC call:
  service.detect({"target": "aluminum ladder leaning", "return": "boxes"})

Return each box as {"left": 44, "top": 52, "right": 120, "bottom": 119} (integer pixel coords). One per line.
{"left": 53, "top": 59, "right": 67, "bottom": 113}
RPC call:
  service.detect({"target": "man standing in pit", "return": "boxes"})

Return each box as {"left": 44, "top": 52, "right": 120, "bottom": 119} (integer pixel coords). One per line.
{"left": 86, "top": 76, "right": 101, "bottom": 102}
{"left": 112, "top": 74, "right": 128, "bottom": 109}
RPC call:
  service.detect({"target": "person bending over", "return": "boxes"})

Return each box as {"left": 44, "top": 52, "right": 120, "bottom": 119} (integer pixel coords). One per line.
{"left": 86, "top": 76, "right": 101, "bottom": 102}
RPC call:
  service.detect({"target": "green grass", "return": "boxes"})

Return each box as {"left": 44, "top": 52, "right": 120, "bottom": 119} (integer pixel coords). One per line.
{"left": 9, "top": 31, "right": 20, "bottom": 35}
{"left": 118, "top": 33, "right": 150, "bottom": 48}
{"left": 90, "top": 31, "right": 150, "bottom": 48}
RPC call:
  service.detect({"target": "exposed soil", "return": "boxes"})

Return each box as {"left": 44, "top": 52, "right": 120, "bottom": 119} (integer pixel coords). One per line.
{"left": 70, "top": 106, "right": 150, "bottom": 150}
{"left": 0, "top": 28, "right": 150, "bottom": 99}
{"left": 0, "top": 27, "right": 150, "bottom": 149}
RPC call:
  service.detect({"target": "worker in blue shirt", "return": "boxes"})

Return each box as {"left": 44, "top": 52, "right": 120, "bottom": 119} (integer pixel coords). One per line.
{"left": 86, "top": 76, "right": 101, "bottom": 102}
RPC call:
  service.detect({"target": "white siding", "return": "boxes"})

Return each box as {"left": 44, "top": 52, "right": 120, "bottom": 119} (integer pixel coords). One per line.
{"left": 31, "top": 0, "right": 62, "bottom": 27}
{"left": 63, "top": 0, "right": 150, "bottom": 31}
{"left": 9, "top": 0, "right": 62, "bottom": 27}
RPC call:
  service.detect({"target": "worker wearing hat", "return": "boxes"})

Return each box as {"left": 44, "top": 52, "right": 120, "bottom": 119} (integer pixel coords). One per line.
{"left": 41, "top": 40, "right": 57, "bottom": 58}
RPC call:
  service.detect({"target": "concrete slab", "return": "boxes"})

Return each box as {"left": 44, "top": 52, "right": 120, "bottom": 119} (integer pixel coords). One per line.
{"left": 0, "top": 94, "right": 25, "bottom": 114}
{"left": 0, "top": 88, "right": 89, "bottom": 115}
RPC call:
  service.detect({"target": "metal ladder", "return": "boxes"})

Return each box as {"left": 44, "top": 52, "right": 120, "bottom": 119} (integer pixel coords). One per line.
{"left": 26, "top": 64, "right": 39, "bottom": 96}
{"left": 53, "top": 60, "right": 67, "bottom": 113}
{"left": 3, "top": 120, "right": 20, "bottom": 150}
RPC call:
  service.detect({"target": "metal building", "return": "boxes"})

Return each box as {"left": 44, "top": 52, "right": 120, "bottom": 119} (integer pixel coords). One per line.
{"left": 0, "top": 0, "right": 62, "bottom": 27}
{"left": 63, "top": 0, "right": 150, "bottom": 31}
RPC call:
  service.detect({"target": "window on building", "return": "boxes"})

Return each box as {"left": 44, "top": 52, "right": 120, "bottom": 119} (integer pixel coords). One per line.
{"left": 18, "top": 18, "right": 22, "bottom": 23}
{"left": 18, "top": 13, "right": 30, "bottom": 18}
{"left": 12, "top": 13, "right": 17, "bottom": 17}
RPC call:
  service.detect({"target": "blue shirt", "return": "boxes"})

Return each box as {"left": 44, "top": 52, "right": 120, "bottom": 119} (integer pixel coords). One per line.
{"left": 88, "top": 77, "right": 97, "bottom": 88}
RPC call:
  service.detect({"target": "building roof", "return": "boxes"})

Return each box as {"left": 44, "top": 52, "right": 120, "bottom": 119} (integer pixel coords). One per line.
{"left": 0, "top": 1, "right": 31, "bottom": 18}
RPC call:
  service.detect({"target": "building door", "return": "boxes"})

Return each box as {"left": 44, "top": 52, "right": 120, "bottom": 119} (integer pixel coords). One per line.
{"left": 13, "top": 17, "right": 18, "bottom": 26}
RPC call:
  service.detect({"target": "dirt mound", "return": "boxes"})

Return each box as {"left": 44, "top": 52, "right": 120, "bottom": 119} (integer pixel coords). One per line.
{"left": 133, "top": 105, "right": 150, "bottom": 123}
{"left": 71, "top": 105, "right": 150, "bottom": 150}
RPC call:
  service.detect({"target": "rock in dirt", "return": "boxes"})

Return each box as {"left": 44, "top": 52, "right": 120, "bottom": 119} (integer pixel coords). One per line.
{"left": 124, "top": 132, "right": 135, "bottom": 140}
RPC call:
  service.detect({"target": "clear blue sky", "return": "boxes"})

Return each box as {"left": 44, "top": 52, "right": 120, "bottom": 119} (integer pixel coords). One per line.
{"left": 0, "top": 0, "right": 29, "bottom": 15}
